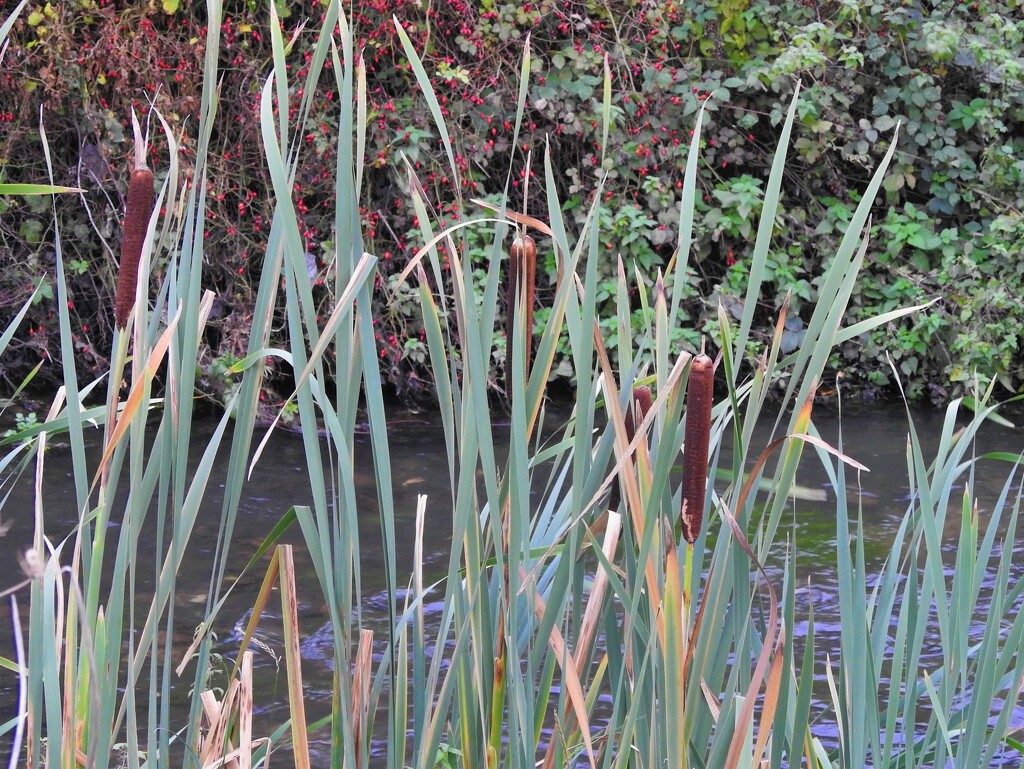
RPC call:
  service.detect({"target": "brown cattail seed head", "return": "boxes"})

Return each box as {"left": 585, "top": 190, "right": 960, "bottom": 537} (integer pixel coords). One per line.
{"left": 681, "top": 354, "right": 714, "bottom": 543}
{"left": 506, "top": 234, "right": 537, "bottom": 394}
{"left": 114, "top": 166, "right": 155, "bottom": 330}
{"left": 624, "top": 385, "right": 653, "bottom": 446}
{"left": 510, "top": 234, "right": 536, "bottom": 262}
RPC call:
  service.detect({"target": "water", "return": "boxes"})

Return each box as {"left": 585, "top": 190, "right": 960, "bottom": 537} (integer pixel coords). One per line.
{"left": 1, "top": 401, "right": 1022, "bottom": 765}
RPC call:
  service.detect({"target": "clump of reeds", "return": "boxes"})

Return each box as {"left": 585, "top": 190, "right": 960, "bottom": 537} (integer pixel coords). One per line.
{"left": 681, "top": 354, "right": 713, "bottom": 543}
{"left": 505, "top": 232, "right": 536, "bottom": 395}
{"left": 113, "top": 112, "right": 154, "bottom": 330}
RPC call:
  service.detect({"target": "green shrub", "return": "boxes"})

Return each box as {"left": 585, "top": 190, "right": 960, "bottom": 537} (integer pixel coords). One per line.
{"left": 1, "top": 0, "right": 1022, "bottom": 402}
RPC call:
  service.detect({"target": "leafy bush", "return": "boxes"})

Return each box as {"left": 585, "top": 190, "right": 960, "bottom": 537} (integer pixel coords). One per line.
{"left": 1, "top": 0, "right": 1022, "bottom": 402}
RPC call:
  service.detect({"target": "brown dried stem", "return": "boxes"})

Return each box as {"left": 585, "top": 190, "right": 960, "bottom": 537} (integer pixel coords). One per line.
{"left": 505, "top": 233, "right": 536, "bottom": 396}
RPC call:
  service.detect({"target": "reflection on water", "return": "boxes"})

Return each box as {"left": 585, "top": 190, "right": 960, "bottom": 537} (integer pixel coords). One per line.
{"left": 1, "top": 401, "right": 1022, "bottom": 765}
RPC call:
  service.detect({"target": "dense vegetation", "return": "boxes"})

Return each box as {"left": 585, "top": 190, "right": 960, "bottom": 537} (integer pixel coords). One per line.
{"left": 3, "top": 2, "right": 1024, "bottom": 769}
{"left": 1, "top": 0, "right": 1022, "bottom": 405}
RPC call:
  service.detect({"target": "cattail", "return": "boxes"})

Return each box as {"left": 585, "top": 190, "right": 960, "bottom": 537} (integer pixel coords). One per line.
{"left": 624, "top": 385, "right": 653, "bottom": 445}
{"left": 114, "top": 110, "right": 154, "bottom": 331}
{"left": 114, "top": 166, "right": 154, "bottom": 330}
{"left": 505, "top": 233, "right": 536, "bottom": 394}
{"left": 681, "top": 354, "right": 714, "bottom": 543}
{"left": 609, "top": 384, "right": 654, "bottom": 510}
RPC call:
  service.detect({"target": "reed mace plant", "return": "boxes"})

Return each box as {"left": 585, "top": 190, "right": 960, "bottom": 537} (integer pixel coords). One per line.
{"left": 113, "top": 113, "right": 154, "bottom": 330}
{"left": 495, "top": 228, "right": 538, "bottom": 765}
{"left": 681, "top": 353, "right": 713, "bottom": 543}
{"left": 624, "top": 384, "right": 653, "bottom": 444}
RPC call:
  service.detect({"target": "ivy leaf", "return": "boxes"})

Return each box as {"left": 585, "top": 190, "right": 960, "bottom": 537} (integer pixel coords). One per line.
{"left": 874, "top": 114, "right": 896, "bottom": 132}
{"left": 882, "top": 173, "right": 905, "bottom": 193}
{"left": 781, "top": 317, "right": 805, "bottom": 354}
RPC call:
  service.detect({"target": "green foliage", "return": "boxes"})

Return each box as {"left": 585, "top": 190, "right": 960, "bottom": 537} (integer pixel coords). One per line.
{"left": 2, "top": 410, "right": 38, "bottom": 445}
{"left": 838, "top": 208, "right": 1024, "bottom": 399}
{"left": 371, "top": 33, "right": 1024, "bottom": 768}
{"left": 1, "top": 0, "right": 1023, "bottom": 403}
{"left": 4, "top": 5, "right": 1024, "bottom": 769}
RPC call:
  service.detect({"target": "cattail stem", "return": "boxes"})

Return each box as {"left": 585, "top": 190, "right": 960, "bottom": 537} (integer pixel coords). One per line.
{"left": 681, "top": 354, "right": 714, "bottom": 543}
{"left": 505, "top": 233, "right": 536, "bottom": 395}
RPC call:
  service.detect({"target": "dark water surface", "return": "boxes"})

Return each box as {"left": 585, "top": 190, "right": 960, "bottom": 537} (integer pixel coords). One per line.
{"left": 1, "top": 401, "right": 1022, "bottom": 765}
